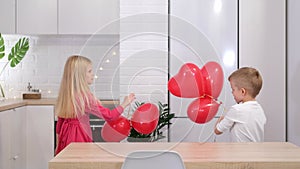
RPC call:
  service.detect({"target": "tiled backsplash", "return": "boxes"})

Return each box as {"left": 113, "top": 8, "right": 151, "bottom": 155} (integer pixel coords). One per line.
{"left": 1, "top": 34, "right": 120, "bottom": 99}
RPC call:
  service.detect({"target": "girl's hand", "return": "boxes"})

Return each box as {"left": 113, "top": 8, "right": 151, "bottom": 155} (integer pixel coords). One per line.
{"left": 120, "top": 93, "right": 136, "bottom": 108}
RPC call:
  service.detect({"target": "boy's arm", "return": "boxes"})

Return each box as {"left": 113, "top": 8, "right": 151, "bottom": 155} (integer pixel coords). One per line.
{"left": 214, "top": 116, "right": 224, "bottom": 135}
{"left": 214, "top": 106, "right": 239, "bottom": 135}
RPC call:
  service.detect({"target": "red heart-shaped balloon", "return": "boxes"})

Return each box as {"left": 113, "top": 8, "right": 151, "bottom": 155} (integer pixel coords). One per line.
{"left": 131, "top": 103, "right": 159, "bottom": 134}
{"left": 201, "top": 61, "right": 224, "bottom": 98}
{"left": 187, "top": 96, "right": 220, "bottom": 124}
{"left": 101, "top": 116, "right": 131, "bottom": 142}
{"left": 168, "top": 63, "right": 204, "bottom": 98}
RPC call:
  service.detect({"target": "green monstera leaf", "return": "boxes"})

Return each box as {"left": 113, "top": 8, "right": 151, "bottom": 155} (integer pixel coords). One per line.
{"left": 0, "top": 34, "right": 30, "bottom": 98}
{"left": 8, "top": 37, "right": 29, "bottom": 67}
{"left": 0, "top": 34, "right": 5, "bottom": 59}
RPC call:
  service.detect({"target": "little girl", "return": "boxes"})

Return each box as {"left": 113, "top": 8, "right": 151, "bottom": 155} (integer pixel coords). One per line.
{"left": 55, "top": 55, "right": 135, "bottom": 155}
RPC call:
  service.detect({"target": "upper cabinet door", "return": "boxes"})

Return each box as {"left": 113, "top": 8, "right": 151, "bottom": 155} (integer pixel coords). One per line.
{"left": 59, "top": 0, "right": 119, "bottom": 34}
{"left": 16, "top": 0, "right": 57, "bottom": 34}
{"left": 0, "top": 0, "right": 15, "bottom": 34}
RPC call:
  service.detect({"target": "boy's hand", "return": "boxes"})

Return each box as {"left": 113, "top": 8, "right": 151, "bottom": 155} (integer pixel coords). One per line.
{"left": 214, "top": 116, "right": 224, "bottom": 135}
{"left": 217, "top": 116, "right": 224, "bottom": 123}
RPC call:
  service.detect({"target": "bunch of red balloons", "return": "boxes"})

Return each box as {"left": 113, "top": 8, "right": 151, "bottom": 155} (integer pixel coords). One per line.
{"left": 168, "top": 61, "right": 224, "bottom": 124}
{"left": 101, "top": 61, "right": 223, "bottom": 142}
{"left": 101, "top": 103, "right": 159, "bottom": 142}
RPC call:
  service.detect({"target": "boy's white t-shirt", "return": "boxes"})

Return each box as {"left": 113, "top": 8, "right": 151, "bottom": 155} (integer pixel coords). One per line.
{"left": 216, "top": 101, "right": 266, "bottom": 142}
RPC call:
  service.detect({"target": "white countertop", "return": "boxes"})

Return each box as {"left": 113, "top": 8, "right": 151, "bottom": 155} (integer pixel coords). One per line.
{"left": 0, "top": 98, "right": 56, "bottom": 111}
{"left": 0, "top": 98, "right": 119, "bottom": 111}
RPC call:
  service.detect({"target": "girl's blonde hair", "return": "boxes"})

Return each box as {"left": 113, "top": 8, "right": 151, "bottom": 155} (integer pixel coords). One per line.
{"left": 55, "top": 55, "right": 93, "bottom": 118}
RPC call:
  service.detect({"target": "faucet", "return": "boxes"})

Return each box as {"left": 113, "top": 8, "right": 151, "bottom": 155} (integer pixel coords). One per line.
{"left": 27, "top": 82, "right": 32, "bottom": 92}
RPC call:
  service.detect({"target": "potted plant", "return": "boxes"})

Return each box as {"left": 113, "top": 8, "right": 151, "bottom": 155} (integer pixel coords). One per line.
{"left": 0, "top": 33, "right": 30, "bottom": 98}
{"left": 127, "top": 101, "right": 175, "bottom": 142}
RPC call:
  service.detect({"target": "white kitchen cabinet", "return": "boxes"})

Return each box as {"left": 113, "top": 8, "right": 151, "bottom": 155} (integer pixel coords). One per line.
{"left": 0, "top": 0, "right": 16, "bottom": 34}
{"left": 16, "top": 0, "right": 57, "bottom": 34}
{"left": 58, "top": 0, "right": 119, "bottom": 34}
{"left": 11, "top": 107, "right": 27, "bottom": 169}
{"left": 0, "top": 105, "right": 54, "bottom": 169}
{"left": 0, "top": 109, "right": 11, "bottom": 169}
{"left": 0, "top": 107, "right": 27, "bottom": 169}
{"left": 26, "top": 105, "right": 54, "bottom": 169}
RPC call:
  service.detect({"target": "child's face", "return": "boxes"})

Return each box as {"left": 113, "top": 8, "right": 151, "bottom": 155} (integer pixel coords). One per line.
{"left": 86, "top": 64, "right": 94, "bottom": 85}
{"left": 230, "top": 80, "right": 244, "bottom": 104}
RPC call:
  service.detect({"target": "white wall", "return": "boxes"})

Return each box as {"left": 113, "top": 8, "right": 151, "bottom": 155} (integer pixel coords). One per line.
{"left": 287, "top": 0, "right": 300, "bottom": 146}
{"left": 239, "top": 0, "right": 286, "bottom": 141}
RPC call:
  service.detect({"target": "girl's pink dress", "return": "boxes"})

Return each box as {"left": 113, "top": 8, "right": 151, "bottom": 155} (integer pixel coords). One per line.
{"left": 55, "top": 96, "right": 123, "bottom": 155}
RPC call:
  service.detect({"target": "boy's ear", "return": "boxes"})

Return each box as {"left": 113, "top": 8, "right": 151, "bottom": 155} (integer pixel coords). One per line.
{"left": 241, "top": 88, "right": 247, "bottom": 95}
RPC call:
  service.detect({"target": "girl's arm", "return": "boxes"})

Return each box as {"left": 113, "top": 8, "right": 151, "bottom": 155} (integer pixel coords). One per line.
{"left": 87, "top": 93, "right": 135, "bottom": 121}
{"left": 92, "top": 104, "right": 124, "bottom": 121}
{"left": 55, "top": 117, "right": 64, "bottom": 154}
{"left": 56, "top": 117, "right": 64, "bottom": 135}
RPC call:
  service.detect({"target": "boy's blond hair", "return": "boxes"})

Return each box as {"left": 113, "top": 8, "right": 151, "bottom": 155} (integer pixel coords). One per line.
{"left": 55, "top": 55, "right": 93, "bottom": 118}
{"left": 228, "top": 67, "right": 263, "bottom": 98}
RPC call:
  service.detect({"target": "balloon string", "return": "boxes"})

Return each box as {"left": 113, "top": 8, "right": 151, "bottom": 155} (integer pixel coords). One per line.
{"left": 201, "top": 94, "right": 223, "bottom": 105}
{"left": 127, "top": 104, "right": 131, "bottom": 119}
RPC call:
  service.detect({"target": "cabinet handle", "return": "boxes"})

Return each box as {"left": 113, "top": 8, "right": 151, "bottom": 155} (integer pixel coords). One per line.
{"left": 12, "top": 155, "right": 19, "bottom": 160}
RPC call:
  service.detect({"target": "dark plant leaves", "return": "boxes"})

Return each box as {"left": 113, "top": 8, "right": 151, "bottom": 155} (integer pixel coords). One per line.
{"left": 128, "top": 101, "right": 174, "bottom": 141}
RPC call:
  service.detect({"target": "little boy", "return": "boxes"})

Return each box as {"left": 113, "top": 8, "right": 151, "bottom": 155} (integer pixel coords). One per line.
{"left": 214, "top": 67, "right": 266, "bottom": 142}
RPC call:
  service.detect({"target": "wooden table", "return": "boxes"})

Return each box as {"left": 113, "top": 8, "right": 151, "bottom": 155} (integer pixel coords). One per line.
{"left": 49, "top": 142, "right": 300, "bottom": 169}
